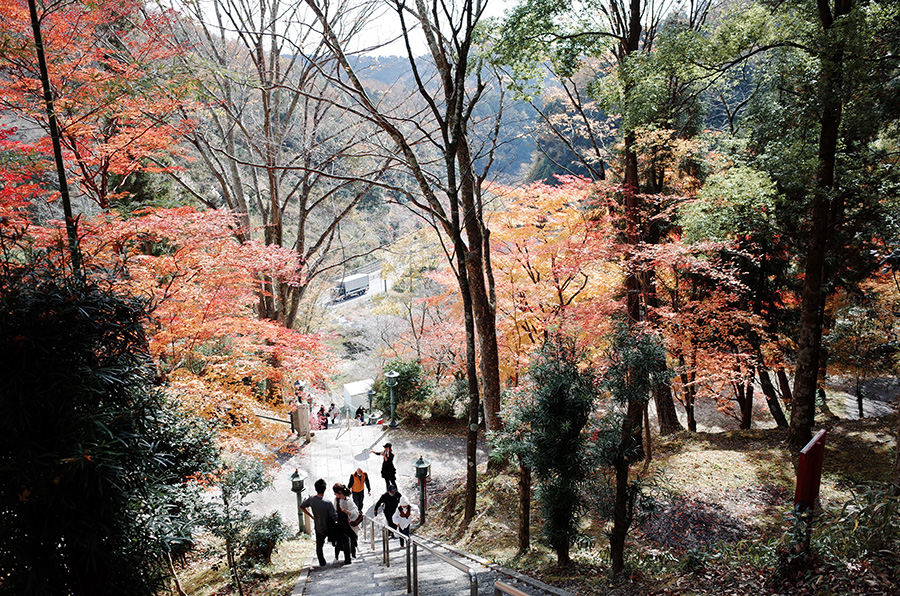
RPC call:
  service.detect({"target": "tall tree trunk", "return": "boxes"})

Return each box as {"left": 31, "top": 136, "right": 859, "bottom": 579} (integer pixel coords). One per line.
{"left": 642, "top": 402, "right": 652, "bottom": 471}
{"left": 459, "top": 139, "right": 503, "bottom": 433}
{"left": 641, "top": 268, "right": 683, "bottom": 435}
{"left": 855, "top": 372, "right": 864, "bottom": 419}
{"left": 518, "top": 459, "right": 531, "bottom": 554}
{"left": 610, "top": 130, "right": 645, "bottom": 575}
{"left": 226, "top": 537, "right": 245, "bottom": 596}
{"left": 610, "top": 460, "right": 629, "bottom": 574}
{"left": 458, "top": 241, "right": 481, "bottom": 526}
{"left": 610, "top": 399, "right": 643, "bottom": 576}
{"left": 685, "top": 390, "right": 696, "bottom": 432}
{"left": 623, "top": 138, "right": 642, "bottom": 325}
{"left": 789, "top": 4, "right": 847, "bottom": 449}
{"left": 466, "top": 247, "right": 502, "bottom": 432}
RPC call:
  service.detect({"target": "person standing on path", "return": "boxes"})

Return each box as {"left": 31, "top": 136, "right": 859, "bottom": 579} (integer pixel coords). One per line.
{"left": 299, "top": 478, "right": 339, "bottom": 567}
{"left": 391, "top": 496, "right": 419, "bottom": 547}
{"left": 373, "top": 483, "right": 402, "bottom": 537}
{"left": 334, "top": 484, "right": 361, "bottom": 558}
{"left": 348, "top": 468, "right": 371, "bottom": 512}
{"left": 371, "top": 442, "right": 396, "bottom": 489}
{"left": 331, "top": 483, "right": 355, "bottom": 565}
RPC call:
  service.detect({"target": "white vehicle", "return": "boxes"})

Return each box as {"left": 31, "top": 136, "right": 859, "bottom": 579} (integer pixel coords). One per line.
{"left": 332, "top": 273, "right": 369, "bottom": 301}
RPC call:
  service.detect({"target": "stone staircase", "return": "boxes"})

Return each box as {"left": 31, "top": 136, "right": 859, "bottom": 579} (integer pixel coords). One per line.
{"left": 293, "top": 528, "right": 571, "bottom": 596}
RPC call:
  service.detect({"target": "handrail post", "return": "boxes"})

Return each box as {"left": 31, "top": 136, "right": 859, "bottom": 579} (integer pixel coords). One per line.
{"left": 405, "top": 537, "right": 411, "bottom": 593}
{"left": 412, "top": 542, "right": 418, "bottom": 596}
{"left": 361, "top": 514, "right": 481, "bottom": 596}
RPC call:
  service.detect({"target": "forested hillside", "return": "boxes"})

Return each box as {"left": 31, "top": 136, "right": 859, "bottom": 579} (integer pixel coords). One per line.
{"left": 0, "top": 0, "right": 898, "bottom": 593}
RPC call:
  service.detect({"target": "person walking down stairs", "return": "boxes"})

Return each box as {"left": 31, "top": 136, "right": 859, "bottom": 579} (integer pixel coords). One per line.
{"left": 299, "top": 479, "right": 338, "bottom": 567}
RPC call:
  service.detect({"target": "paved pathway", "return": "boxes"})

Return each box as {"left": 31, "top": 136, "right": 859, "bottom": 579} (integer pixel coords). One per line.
{"left": 248, "top": 422, "right": 486, "bottom": 535}
{"left": 246, "top": 423, "right": 568, "bottom": 596}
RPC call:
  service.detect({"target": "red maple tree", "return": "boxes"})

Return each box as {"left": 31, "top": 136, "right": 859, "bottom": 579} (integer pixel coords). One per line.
{"left": 0, "top": 0, "right": 194, "bottom": 209}
{"left": 20, "top": 206, "right": 335, "bottom": 451}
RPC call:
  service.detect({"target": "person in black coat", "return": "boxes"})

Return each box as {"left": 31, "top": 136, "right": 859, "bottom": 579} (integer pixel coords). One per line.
{"left": 370, "top": 442, "right": 396, "bottom": 489}
{"left": 373, "top": 483, "right": 402, "bottom": 536}
{"left": 331, "top": 483, "right": 354, "bottom": 564}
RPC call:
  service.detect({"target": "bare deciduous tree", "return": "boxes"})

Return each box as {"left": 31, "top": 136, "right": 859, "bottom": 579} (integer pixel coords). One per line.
{"left": 302, "top": 0, "right": 508, "bottom": 524}
{"left": 170, "top": 0, "right": 388, "bottom": 329}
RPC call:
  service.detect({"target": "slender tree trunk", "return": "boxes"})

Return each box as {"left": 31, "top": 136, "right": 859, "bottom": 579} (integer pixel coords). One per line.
{"left": 608, "top": 0, "right": 644, "bottom": 575}
{"left": 892, "top": 411, "right": 900, "bottom": 496}
{"left": 610, "top": 398, "right": 643, "bottom": 575}
{"left": 226, "top": 537, "right": 245, "bottom": 596}
{"left": 790, "top": 184, "right": 832, "bottom": 447}
{"left": 610, "top": 134, "right": 645, "bottom": 573}
{"left": 642, "top": 273, "right": 683, "bottom": 435}
{"left": 621, "top": 139, "right": 646, "bottom": 437}
{"left": 166, "top": 552, "right": 188, "bottom": 596}
{"left": 27, "top": 0, "right": 82, "bottom": 279}
{"left": 466, "top": 252, "right": 502, "bottom": 432}
{"left": 642, "top": 402, "right": 652, "bottom": 472}
{"left": 623, "top": 140, "right": 642, "bottom": 325}
{"left": 518, "top": 459, "right": 531, "bottom": 554}
{"left": 758, "top": 367, "right": 789, "bottom": 427}
{"left": 777, "top": 367, "right": 793, "bottom": 403}
{"left": 679, "top": 356, "right": 698, "bottom": 432}
{"left": 855, "top": 372, "right": 864, "bottom": 419}
{"left": 458, "top": 139, "right": 503, "bottom": 433}
{"left": 610, "top": 459, "right": 630, "bottom": 575}
{"left": 686, "top": 391, "right": 696, "bottom": 432}
{"left": 738, "top": 380, "right": 753, "bottom": 430}
{"left": 788, "top": 0, "right": 848, "bottom": 450}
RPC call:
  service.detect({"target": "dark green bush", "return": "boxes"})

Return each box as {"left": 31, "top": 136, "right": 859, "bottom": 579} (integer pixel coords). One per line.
{"left": 373, "top": 358, "right": 432, "bottom": 414}
{"left": 0, "top": 259, "right": 218, "bottom": 596}
{"left": 243, "top": 512, "right": 290, "bottom": 564}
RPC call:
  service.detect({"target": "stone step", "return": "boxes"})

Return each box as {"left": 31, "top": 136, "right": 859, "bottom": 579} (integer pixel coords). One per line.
{"left": 296, "top": 536, "right": 566, "bottom": 596}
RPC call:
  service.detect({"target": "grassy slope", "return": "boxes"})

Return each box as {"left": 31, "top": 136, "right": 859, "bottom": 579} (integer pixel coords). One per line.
{"left": 425, "top": 412, "right": 899, "bottom": 596}
{"left": 178, "top": 535, "right": 314, "bottom": 596}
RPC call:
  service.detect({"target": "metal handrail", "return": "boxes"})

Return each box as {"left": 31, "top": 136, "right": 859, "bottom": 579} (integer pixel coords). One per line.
{"left": 362, "top": 512, "right": 478, "bottom": 596}
{"left": 494, "top": 580, "right": 532, "bottom": 596}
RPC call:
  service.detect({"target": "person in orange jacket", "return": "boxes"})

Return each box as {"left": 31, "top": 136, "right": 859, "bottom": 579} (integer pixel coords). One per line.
{"left": 347, "top": 467, "right": 371, "bottom": 511}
